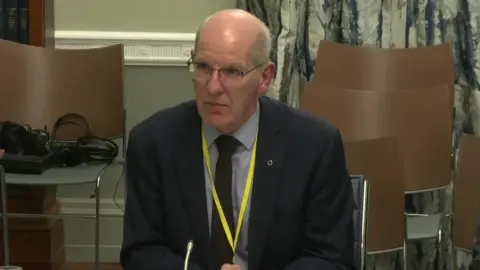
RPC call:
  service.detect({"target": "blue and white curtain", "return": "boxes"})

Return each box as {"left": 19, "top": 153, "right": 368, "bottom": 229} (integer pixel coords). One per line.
{"left": 237, "top": 0, "right": 480, "bottom": 269}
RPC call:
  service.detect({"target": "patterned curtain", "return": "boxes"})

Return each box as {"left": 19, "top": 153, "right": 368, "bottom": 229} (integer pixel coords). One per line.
{"left": 237, "top": 0, "right": 480, "bottom": 269}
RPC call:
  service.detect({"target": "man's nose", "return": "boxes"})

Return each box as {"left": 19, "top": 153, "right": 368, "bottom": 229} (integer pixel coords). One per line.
{"left": 206, "top": 70, "right": 223, "bottom": 94}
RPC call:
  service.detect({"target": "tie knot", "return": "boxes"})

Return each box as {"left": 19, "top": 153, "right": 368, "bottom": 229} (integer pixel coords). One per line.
{"left": 215, "top": 135, "right": 239, "bottom": 156}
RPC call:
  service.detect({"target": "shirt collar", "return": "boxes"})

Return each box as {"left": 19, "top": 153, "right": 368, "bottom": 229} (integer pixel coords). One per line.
{"left": 202, "top": 102, "right": 259, "bottom": 151}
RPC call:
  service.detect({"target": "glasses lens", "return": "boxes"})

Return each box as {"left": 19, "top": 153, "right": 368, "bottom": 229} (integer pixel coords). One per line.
{"left": 189, "top": 63, "right": 243, "bottom": 84}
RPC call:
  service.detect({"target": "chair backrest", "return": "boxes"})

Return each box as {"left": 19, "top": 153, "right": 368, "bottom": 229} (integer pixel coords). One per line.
{"left": 344, "top": 137, "right": 405, "bottom": 253}
{"left": 311, "top": 40, "right": 455, "bottom": 107}
{"left": 0, "top": 39, "right": 125, "bottom": 141}
{"left": 453, "top": 134, "right": 480, "bottom": 250}
{"left": 351, "top": 175, "right": 368, "bottom": 270}
{"left": 301, "top": 85, "right": 452, "bottom": 192}
{"left": 301, "top": 86, "right": 385, "bottom": 142}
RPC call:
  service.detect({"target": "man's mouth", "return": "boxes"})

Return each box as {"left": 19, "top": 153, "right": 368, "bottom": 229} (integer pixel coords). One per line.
{"left": 205, "top": 102, "right": 226, "bottom": 107}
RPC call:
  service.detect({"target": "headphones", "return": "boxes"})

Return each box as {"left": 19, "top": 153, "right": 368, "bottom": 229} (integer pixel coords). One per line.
{"left": 50, "top": 113, "right": 119, "bottom": 167}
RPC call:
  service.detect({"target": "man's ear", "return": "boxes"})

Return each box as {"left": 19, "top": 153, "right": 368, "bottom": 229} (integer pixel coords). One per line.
{"left": 258, "top": 62, "right": 275, "bottom": 95}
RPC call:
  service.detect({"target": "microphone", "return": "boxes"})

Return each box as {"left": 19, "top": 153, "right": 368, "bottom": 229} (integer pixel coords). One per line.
{"left": 184, "top": 240, "right": 194, "bottom": 270}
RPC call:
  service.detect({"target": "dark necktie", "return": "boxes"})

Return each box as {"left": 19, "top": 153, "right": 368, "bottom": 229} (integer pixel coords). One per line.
{"left": 211, "top": 135, "right": 239, "bottom": 268}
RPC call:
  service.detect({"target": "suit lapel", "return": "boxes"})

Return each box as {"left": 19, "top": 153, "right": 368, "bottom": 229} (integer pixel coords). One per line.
{"left": 173, "top": 105, "right": 212, "bottom": 266}
{"left": 248, "top": 97, "right": 288, "bottom": 270}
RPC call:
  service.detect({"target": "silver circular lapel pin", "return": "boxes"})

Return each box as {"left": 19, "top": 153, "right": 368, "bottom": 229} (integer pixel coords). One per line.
{"left": 267, "top": 160, "right": 273, "bottom": 166}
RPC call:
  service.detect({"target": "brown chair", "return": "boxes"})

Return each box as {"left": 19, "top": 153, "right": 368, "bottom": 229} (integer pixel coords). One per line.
{"left": 308, "top": 40, "right": 456, "bottom": 188}
{"left": 452, "top": 134, "right": 480, "bottom": 268}
{"left": 301, "top": 85, "right": 453, "bottom": 266}
{"left": 0, "top": 39, "right": 124, "bottom": 141}
{"left": 301, "top": 85, "right": 452, "bottom": 192}
{"left": 344, "top": 137, "right": 406, "bottom": 269}
{"left": 311, "top": 40, "right": 455, "bottom": 108}
{"left": 301, "top": 86, "right": 386, "bottom": 142}
{"left": 309, "top": 38, "right": 456, "bottom": 208}
{"left": 0, "top": 39, "right": 125, "bottom": 270}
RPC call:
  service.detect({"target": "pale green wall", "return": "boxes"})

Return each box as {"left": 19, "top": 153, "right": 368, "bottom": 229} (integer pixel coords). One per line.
{"left": 54, "top": 0, "right": 236, "bottom": 32}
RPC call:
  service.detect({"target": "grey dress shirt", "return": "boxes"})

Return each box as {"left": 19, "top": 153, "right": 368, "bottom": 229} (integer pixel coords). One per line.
{"left": 202, "top": 104, "right": 259, "bottom": 270}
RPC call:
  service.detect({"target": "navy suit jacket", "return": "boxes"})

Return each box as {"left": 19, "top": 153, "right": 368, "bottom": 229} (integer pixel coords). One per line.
{"left": 120, "top": 96, "right": 355, "bottom": 270}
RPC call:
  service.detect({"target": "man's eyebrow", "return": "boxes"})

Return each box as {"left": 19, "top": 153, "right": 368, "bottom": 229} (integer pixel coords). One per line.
{"left": 223, "top": 62, "right": 245, "bottom": 70}
{"left": 193, "top": 58, "right": 245, "bottom": 69}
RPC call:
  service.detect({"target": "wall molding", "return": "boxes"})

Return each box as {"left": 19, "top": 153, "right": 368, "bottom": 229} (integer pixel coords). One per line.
{"left": 54, "top": 30, "right": 195, "bottom": 66}
{"left": 59, "top": 197, "right": 125, "bottom": 216}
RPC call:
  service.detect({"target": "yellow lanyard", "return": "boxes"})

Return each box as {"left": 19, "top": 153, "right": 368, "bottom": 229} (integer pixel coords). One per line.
{"left": 201, "top": 128, "right": 257, "bottom": 262}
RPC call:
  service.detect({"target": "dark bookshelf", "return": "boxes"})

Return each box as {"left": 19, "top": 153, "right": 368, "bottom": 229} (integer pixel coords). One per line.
{"left": 28, "top": 0, "right": 54, "bottom": 47}
{"left": 1, "top": 0, "right": 55, "bottom": 46}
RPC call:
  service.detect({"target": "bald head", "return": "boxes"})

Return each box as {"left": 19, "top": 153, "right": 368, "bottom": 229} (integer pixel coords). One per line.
{"left": 193, "top": 9, "right": 271, "bottom": 65}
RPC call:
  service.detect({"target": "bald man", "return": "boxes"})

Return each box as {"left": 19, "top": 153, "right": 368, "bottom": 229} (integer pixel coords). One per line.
{"left": 120, "top": 9, "right": 354, "bottom": 270}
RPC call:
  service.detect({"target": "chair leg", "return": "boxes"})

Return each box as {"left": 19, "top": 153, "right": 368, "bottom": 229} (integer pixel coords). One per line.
{"left": 452, "top": 249, "right": 456, "bottom": 270}
{"left": 437, "top": 226, "right": 443, "bottom": 270}
{"left": 0, "top": 165, "right": 10, "bottom": 267}
{"left": 95, "top": 179, "right": 101, "bottom": 270}
{"left": 403, "top": 213, "right": 408, "bottom": 270}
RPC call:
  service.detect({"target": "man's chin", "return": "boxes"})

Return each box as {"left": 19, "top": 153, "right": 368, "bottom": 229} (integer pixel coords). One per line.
{"left": 202, "top": 117, "right": 231, "bottom": 132}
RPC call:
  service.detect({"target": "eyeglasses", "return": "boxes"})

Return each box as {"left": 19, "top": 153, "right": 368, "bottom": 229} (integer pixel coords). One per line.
{"left": 187, "top": 59, "right": 264, "bottom": 83}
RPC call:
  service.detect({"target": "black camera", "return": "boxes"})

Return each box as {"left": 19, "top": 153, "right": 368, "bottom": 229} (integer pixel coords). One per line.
{"left": 0, "top": 121, "right": 50, "bottom": 157}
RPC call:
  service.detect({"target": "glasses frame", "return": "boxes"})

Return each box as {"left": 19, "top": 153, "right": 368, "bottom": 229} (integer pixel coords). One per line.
{"left": 186, "top": 58, "right": 265, "bottom": 81}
